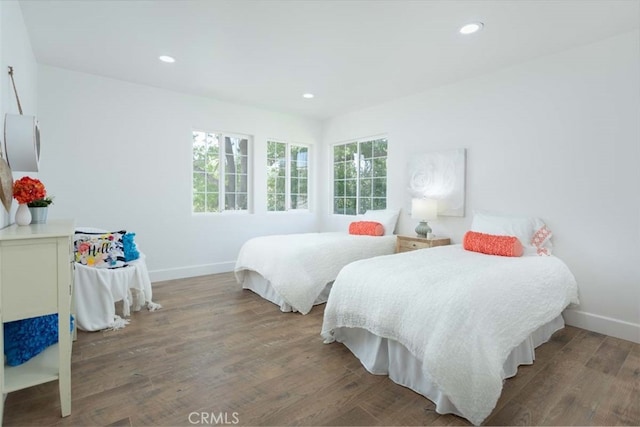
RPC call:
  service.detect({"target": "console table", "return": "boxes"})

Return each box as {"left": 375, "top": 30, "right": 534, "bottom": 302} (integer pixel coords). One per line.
{"left": 0, "top": 220, "right": 74, "bottom": 421}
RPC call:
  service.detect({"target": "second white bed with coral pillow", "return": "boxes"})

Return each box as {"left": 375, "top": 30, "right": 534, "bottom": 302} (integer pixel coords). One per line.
{"left": 235, "top": 232, "right": 396, "bottom": 314}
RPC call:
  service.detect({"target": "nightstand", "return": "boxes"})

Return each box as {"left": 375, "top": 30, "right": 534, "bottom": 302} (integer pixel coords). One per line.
{"left": 396, "top": 235, "right": 451, "bottom": 253}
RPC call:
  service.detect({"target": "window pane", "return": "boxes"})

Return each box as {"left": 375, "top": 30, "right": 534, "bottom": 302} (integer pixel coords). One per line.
{"left": 267, "top": 141, "right": 277, "bottom": 158}
{"left": 236, "top": 193, "right": 248, "bottom": 210}
{"left": 267, "top": 141, "right": 286, "bottom": 211}
{"left": 373, "top": 139, "right": 388, "bottom": 157}
{"left": 206, "top": 173, "right": 218, "bottom": 192}
{"left": 193, "top": 172, "right": 205, "bottom": 192}
{"left": 298, "top": 167, "right": 308, "bottom": 179}
{"left": 293, "top": 195, "right": 307, "bottom": 209}
{"left": 193, "top": 152, "right": 205, "bottom": 172}
{"left": 236, "top": 174, "right": 248, "bottom": 192}
{"left": 224, "top": 194, "right": 236, "bottom": 210}
{"left": 345, "top": 179, "right": 357, "bottom": 197}
{"left": 206, "top": 143, "right": 219, "bottom": 174}
{"left": 223, "top": 136, "right": 250, "bottom": 211}
{"left": 239, "top": 138, "right": 248, "bottom": 154}
{"left": 372, "top": 198, "right": 387, "bottom": 210}
{"left": 193, "top": 193, "right": 205, "bottom": 213}
{"left": 373, "top": 178, "right": 386, "bottom": 197}
{"left": 344, "top": 143, "right": 358, "bottom": 162}
{"left": 345, "top": 198, "right": 357, "bottom": 215}
{"left": 358, "top": 198, "right": 371, "bottom": 214}
{"left": 194, "top": 130, "right": 251, "bottom": 213}
{"left": 345, "top": 161, "right": 357, "bottom": 179}
{"left": 331, "top": 136, "right": 387, "bottom": 216}
{"left": 373, "top": 158, "right": 387, "bottom": 177}
{"left": 359, "top": 179, "right": 372, "bottom": 197}
{"left": 207, "top": 193, "right": 219, "bottom": 212}
{"left": 294, "top": 146, "right": 308, "bottom": 169}
{"left": 334, "top": 162, "right": 344, "bottom": 180}
{"left": 360, "top": 141, "right": 373, "bottom": 159}
{"left": 267, "top": 142, "right": 309, "bottom": 212}
{"left": 193, "top": 131, "right": 207, "bottom": 167}
{"left": 360, "top": 158, "right": 373, "bottom": 178}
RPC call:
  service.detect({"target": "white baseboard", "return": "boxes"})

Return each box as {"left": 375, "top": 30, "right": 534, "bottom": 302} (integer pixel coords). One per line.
{"left": 563, "top": 308, "right": 640, "bottom": 344}
{"left": 149, "top": 261, "right": 235, "bottom": 282}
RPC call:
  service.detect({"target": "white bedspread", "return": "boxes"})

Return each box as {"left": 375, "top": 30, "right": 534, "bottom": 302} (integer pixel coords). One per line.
{"left": 234, "top": 232, "right": 396, "bottom": 314}
{"left": 321, "top": 244, "right": 579, "bottom": 425}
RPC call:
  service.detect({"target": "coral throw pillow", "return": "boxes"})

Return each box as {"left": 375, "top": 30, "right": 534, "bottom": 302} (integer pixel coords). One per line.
{"left": 463, "top": 231, "right": 524, "bottom": 257}
{"left": 349, "top": 221, "right": 385, "bottom": 236}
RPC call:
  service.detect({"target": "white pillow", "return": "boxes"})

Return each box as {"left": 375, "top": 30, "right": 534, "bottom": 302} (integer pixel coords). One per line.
{"left": 470, "top": 211, "right": 553, "bottom": 255}
{"left": 357, "top": 209, "right": 400, "bottom": 236}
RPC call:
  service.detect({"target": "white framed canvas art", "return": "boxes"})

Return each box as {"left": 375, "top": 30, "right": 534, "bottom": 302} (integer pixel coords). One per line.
{"left": 408, "top": 148, "right": 466, "bottom": 217}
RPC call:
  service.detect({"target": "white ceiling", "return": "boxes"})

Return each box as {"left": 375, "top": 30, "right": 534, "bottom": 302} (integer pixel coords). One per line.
{"left": 19, "top": 0, "right": 640, "bottom": 120}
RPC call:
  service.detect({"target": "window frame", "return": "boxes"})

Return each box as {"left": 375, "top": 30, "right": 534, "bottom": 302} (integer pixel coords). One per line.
{"left": 266, "top": 140, "right": 310, "bottom": 212}
{"left": 331, "top": 135, "right": 388, "bottom": 216}
{"left": 192, "top": 129, "right": 253, "bottom": 214}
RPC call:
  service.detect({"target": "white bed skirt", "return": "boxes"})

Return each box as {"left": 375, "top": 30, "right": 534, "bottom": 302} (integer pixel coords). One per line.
{"left": 242, "top": 270, "right": 332, "bottom": 312}
{"left": 332, "top": 315, "right": 565, "bottom": 419}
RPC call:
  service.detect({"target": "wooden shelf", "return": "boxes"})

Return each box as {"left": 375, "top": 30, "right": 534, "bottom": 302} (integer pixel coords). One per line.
{"left": 4, "top": 343, "right": 60, "bottom": 393}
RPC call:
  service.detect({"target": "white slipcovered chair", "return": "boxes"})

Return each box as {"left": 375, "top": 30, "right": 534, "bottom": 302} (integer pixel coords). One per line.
{"left": 73, "top": 227, "right": 161, "bottom": 331}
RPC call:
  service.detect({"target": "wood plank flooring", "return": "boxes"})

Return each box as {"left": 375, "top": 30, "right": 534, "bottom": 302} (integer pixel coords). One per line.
{"left": 3, "top": 272, "right": 638, "bottom": 426}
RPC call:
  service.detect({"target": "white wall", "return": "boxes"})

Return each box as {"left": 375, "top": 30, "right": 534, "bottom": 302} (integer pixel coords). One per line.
{"left": 38, "top": 66, "right": 322, "bottom": 280}
{"left": 0, "top": 1, "right": 38, "bottom": 228}
{"left": 320, "top": 31, "right": 640, "bottom": 343}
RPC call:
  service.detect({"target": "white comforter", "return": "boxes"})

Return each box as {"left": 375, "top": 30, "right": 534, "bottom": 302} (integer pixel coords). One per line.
{"left": 234, "top": 232, "right": 396, "bottom": 314}
{"left": 321, "top": 244, "right": 579, "bottom": 425}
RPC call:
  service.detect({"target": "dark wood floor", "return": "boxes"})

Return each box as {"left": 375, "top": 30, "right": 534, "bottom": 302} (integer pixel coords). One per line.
{"left": 3, "top": 272, "right": 638, "bottom": 426}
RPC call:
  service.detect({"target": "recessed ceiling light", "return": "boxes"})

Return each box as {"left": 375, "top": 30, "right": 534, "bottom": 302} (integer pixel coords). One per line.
{"left": 302, "top": 93, "right": 314, "bottom": 99}
{"left": 459, "top": 22, "right": 484, "bottom": 35}
{"left": 159, "top": 55, "right": 176, "bottom": 63}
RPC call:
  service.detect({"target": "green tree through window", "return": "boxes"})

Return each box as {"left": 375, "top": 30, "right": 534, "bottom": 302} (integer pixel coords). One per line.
{"left": 193, "top": 130, "right": 251, "bottom": 213}
{"left": 333, "top": 137, "right": 387, "bottom": 215}
{"left": 267, "top": 141, "right": 309, "bottom": 211}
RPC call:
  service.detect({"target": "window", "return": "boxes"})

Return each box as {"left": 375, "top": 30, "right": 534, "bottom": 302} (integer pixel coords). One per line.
{"left": 333, "top": 136, "right": 387, "bottom": 215}
{"left": 192, "top": 130, "right": 251, "bottom": 213}
{"left": 267, "top": 141, "right": 309, "bottom": 211}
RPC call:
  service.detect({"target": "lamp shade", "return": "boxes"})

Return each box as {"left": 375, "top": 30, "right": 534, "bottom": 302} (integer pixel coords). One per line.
{"left": 411, "top": 198, "right": 438, "bottom": 220}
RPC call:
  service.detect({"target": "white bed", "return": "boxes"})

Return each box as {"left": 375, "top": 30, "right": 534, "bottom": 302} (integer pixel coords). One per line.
{"left": 235, "top": 231, "right": 397, "bottom": 314}
{"left": 321, "top": 244, "right": 579, "bottom": 425}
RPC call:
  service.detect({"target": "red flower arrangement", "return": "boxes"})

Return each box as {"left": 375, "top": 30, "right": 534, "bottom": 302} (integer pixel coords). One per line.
{"left": 13, "top": 176, "right": 46, "bottom": 205}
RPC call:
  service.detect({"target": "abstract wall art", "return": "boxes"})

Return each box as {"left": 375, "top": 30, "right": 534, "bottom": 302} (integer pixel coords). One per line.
{"left": 408, "top": 148, "right": 466, "bottom": 217}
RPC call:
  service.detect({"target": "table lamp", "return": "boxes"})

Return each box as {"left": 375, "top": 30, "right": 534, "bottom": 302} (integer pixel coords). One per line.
{"left": 411, "top": 198, "right": 437, "bottom": 238}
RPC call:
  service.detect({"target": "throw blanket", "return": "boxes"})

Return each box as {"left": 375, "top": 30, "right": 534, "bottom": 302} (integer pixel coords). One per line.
{"left": 235, "top": 232, "right": 396, "bottom": 314}
{"left": 74, "top": 253, "right": 161, "bottom": 331}
{"left": 321, "top": 245, "right": 579, "bottom": 425}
